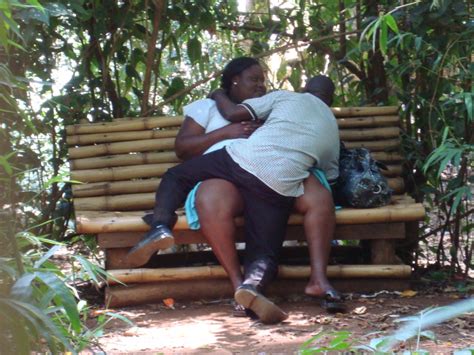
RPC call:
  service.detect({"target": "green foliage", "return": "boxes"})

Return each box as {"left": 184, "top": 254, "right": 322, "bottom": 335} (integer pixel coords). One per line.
{"left": 1, "top": 228, "right": 132, "bottom": 353}
{"left": 300, "top": 299, "right": 474, "bottom": 353}
{"left": 1, "top": 0, "right": 472, "bottom": 350}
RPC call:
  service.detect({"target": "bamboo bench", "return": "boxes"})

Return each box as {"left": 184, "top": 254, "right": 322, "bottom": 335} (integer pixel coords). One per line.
{"left": 67, "top": 106, "right": 425, "bottom": 306}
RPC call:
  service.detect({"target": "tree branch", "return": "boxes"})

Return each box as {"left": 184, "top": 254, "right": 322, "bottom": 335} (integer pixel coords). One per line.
{"left": 141, "top": 0, "right": 165, "bottom": 115}
{"left": 150, "top": 29, "right": 360, "bottom": 112}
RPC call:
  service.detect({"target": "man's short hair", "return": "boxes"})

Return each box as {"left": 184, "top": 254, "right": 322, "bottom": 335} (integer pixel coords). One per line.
{"left": 304, "top": 75, "right": 335, "bottom": 106}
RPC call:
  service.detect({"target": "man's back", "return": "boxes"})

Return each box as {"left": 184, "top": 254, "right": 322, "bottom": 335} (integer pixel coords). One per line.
{"left": 226, "top": 90, "right": 339, "bottom": 197}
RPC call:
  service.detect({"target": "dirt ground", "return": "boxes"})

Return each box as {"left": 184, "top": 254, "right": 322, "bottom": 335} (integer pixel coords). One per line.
{"left": 87, "top": 289, "right": 473, "bottom": 353}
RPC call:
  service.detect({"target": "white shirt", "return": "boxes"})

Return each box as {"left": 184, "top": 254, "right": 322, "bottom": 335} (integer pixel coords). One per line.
{"left": 183, "top": 98, "right": 245, "bottom": 154}
{"left": 226, "top": 90, "right": 340, "bottom": 197}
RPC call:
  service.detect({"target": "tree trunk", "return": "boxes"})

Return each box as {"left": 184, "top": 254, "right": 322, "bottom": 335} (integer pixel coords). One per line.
{"left": 363, "top": 0, "right": 389, "bottom": 104}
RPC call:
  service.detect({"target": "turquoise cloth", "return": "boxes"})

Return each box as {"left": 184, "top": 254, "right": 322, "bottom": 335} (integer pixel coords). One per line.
{"left": 184, "top": 169, "right": 337, "bottom": 230}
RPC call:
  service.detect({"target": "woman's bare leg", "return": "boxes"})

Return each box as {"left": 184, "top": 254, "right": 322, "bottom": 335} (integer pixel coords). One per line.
{"left": 294, "top": 175, "right": 337, "bottom": 296}
{"left": 195, "top": 179, "right": 244, "bottom": 291}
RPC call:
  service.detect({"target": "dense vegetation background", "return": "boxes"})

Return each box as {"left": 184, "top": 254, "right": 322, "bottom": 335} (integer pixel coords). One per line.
{"left": 0, "top": 0, "right": 472, "bottom": 351}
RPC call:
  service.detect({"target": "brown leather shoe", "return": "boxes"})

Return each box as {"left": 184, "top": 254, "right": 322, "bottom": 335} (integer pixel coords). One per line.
{"left": 234, "top": 285, "right": 288, "bottom": 324}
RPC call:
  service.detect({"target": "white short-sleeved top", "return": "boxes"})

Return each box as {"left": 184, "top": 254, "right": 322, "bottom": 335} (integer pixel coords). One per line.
{"left": 183, "top": 98, "right": 245, "bottom": 154}
{"left": 226, "top": 90, "right": 340, "bottom": 197}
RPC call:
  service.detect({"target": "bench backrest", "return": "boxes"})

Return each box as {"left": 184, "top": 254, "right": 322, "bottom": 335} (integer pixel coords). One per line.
{"left": 67, "top": 106, "right": 403, "bottom": 213}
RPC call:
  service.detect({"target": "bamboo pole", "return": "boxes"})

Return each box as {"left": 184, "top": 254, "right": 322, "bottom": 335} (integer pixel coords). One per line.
{"left": 75, "top": 202, "right": 425, "bottom": 233}
{"left": 105, "top": 278, "right": 410, "bottom": 306}
{"left": 67, "top": 129, "right": 180, "bottom": 146}
{"left": 73, "top": 176, "right": 403, "bottom": 211}
{"left": 337, "top": 115, "right": 399, "bottom": 128}
{"left": 66, "top": 116, "right": 185, "bottom": 135}
{"left": 72, "top": 178, "right": 161, "bottom": 197}
{"left": 340, "top": 127, "right": 400, "bottom": 141}
{"left": 107, "top": 264, "right": 411, "bottom": 285}
{"left": 71, "top": 163, "right": 176, "bottom": 183}
{"left": 68, "top": 138, "right": 175, "bottom": 159}
{"left": 70, "top": 151, "right": 179, "bottom": 170}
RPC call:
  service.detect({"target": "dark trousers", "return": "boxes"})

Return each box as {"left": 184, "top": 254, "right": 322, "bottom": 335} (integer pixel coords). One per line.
{"left": 152, "top": 148, "right": 295, "bottom": 290}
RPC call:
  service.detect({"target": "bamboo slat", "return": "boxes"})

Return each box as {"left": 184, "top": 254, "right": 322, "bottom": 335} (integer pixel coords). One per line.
{"left": 107, "top": 264, "right": 411, "bottom": 285}
{"left": 67, "top": 129, "right": 180, "bottom": 146}
{"left": 72, "top": 165, "right": 403, "bottom": 198}
{"left": 67, "top": 124, "right": 400, "bottom": 146}
{"left": 98, "top": 223, "right": 405, "bottom": 249}
{"left": 73, "top": 176, "right": 404, "bottom": 211}
{"left": 380, "top": 164, "right": 403, "bottom": 177}
{"left": 75, "top": 201, "right": 425, "bottom": 233}
{"left": 336, "top": 115, "right": 399, "bottom": 128}
{"left": 68, "top": 138, "right": 175, "bottom": 159}
{"left": 71, "top": 166, "right": 402, "bottom": 198}
{"left": 72, "top": 178, "right": 161, "bottom": 197}
{"left": 70, "top": 151, "right": 179, "bottom": 170}
{"left": 66, "top": 116, "right": 185, "bottom": 135}
{"left": 389, "top": 177, "right": 404, "bottom": 194}
{"left": 66, "top": 107, "right": 398, "bottom": 136}
{"left": 340, "top": 127, "right": 400, "bottom": 141}
{"left": 371, "top": 152, "right": 403, "bottom": 162}
{"left": 332, "top": 106, "right": 398, "bottom": 117}
{"left": 71, "top": 163, "right": 176, "bottom": 183}
{"left": 344, "top": 138, "right": 400, "bottom": 151}
{"left": 75, "top": 193, "right": 156, "bottom": 211}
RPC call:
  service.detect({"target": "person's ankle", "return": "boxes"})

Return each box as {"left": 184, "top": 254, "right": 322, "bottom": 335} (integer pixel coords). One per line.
{"left": 151, "top": 221, "right": 168, "bottom": 229}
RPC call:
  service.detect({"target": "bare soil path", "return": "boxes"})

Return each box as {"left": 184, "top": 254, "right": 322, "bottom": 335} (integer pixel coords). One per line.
{"left": 89, "top": 290, "right": 473, "bottom": 353}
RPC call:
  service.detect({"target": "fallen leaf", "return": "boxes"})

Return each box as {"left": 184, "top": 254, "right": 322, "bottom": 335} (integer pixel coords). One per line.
{"left": 89, "top": 309, "right": 113, "bottom": 317}
{"left": 353, "top": 306, "right": 367, "bottom": 314}
{"left": 123, "top": 327, "right": 140, "bottom": 336}
{"left": 163, "top": 298, "right": 175, "bottom": 309}
{"left": 400, "top": 290, "right": 417, "bottom": 298}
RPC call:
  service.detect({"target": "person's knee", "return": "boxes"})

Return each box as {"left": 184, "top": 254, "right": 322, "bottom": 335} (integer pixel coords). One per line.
{"left": 195, "top": 179, "right": 243, "bottom": 221}
{"left": 296, "top": 189, "right": 334, "bottom": 216}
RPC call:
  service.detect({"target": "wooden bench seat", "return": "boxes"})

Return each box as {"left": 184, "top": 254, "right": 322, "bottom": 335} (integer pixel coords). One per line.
{"left": 67, "top": 106, "right": 425, "bottom": 306}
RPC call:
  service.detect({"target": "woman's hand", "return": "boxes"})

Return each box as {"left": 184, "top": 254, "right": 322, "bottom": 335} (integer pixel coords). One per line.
{"left": 221, "top": 120, "right": 262, "bottom": 139}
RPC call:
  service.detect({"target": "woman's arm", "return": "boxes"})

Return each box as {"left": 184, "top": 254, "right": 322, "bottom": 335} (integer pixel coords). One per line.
{"left": 210, "top": 89, "right": 253, "bottom": 122}
{"left": 175, "top": 116, "right": 261, "bottom": 160}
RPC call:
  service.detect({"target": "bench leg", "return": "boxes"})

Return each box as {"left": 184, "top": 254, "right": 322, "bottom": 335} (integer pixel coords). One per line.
{"left": 370, "top": 239, "right": 403, "bottom": 264}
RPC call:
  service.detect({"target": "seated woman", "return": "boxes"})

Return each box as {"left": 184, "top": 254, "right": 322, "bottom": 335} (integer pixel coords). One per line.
{"left": 174, "top": 57, "right": 345, "bottom": 315}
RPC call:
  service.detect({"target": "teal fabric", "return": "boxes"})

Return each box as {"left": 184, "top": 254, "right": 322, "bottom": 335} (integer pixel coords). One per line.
{"left": 184, "top": 182, "right": 203, "bottom": 230}
{"left": 184, "top": 168, "right": 339, "bottom": 230}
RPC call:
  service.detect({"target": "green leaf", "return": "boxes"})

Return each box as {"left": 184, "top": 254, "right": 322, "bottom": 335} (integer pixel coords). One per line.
{"left": 10, "top": 273, "right": 36, "bottom": 301}
{"left": 379, "top": 20, "right": 388, "bottom": 55}
{"left": 465, "top": 92, "right": 473, "bottom": 122}
{"left": 1, "top": 297, "right": 74, "bottom": 352}
{"left": 34, "top": 245, "right": 61, "bottom": 269}
{"left": 35, "top": 272, "right": 82, "bottom": 333}
{"left": 187, "top": 37, "right": 202, "bottom": 65}
{"left": 164, "top": 76, "right": 185, "bottom": 100}
{"left": 384, "top": 14, "right": 399, "bottom": 33}
{"left": 26, "top": 0, "right": 44, "bottom": 11}
{"left": 0, "top": 11, "right": 22, "bottom": 41}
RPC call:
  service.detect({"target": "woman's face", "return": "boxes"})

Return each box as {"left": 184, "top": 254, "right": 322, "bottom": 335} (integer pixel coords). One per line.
{"left": 230, "top": 64, "right": 266, "bottom": 103}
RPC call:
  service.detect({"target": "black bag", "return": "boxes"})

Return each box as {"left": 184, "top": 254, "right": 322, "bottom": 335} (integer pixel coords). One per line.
{"left": 334, "top": 143, "right": 393, "bottom": 208}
